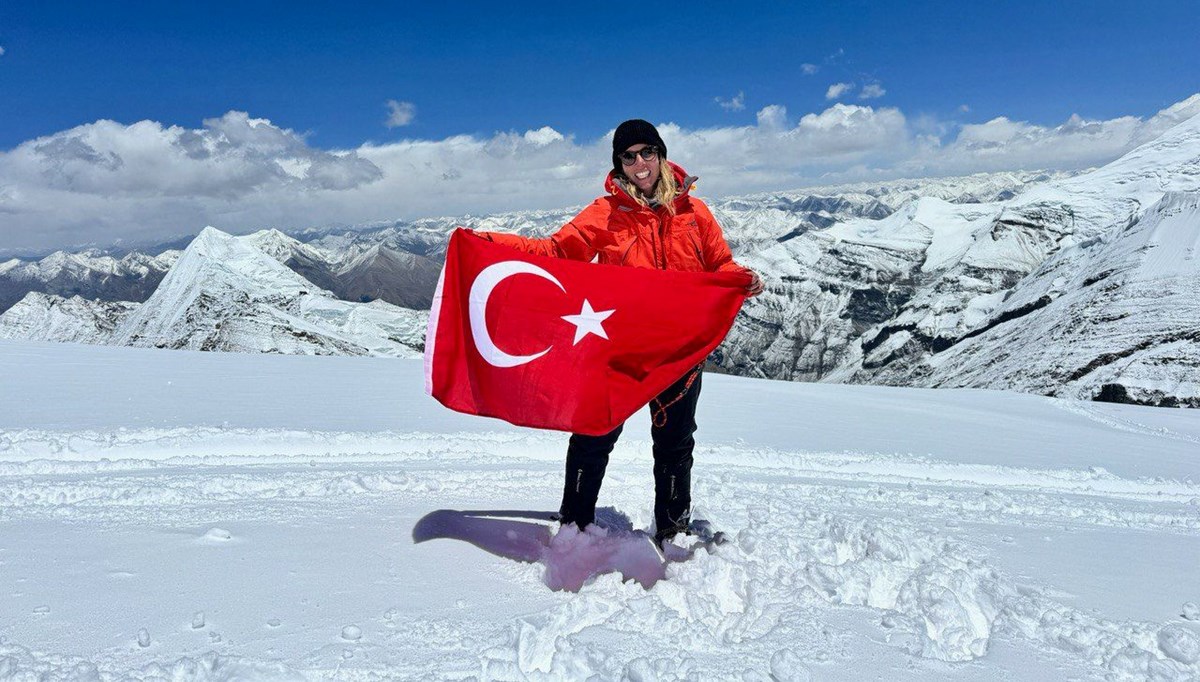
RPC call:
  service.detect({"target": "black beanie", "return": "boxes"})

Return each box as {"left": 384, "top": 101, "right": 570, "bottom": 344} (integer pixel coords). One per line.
{"left": 612, "top": 119, "right": 667, "bottom": 173}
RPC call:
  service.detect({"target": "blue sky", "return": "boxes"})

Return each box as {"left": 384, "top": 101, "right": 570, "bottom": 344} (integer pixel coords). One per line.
{"left": 3, "top": 1, "right": 1197, "bottom": 148}
{"left": 1, "top": 1, "right": 1199, "bottom": 253}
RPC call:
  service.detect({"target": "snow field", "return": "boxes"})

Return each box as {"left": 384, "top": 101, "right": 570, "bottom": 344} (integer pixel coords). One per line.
{"left": 1, "top": 342, "right": 1198, "bottom": 680}
{"left": 1, "top": 429, "right": 1197, "bottom": 679}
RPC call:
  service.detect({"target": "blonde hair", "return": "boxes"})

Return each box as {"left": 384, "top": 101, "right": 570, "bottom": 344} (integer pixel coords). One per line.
{"left": 622, "top": 159, "right": 679, "bottom": 216}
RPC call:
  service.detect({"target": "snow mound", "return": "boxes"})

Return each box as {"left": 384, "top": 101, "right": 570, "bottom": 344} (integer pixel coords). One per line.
{"left": 200, "top": 527, "right": 233, "bottom": 542}
{"left": 340, "top": 624, "right": 363, "bottom": 641}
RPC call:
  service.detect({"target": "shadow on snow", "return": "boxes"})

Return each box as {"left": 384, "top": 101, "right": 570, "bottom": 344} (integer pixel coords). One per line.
{"left": 412, "top": 507, "right": 708, "bottom": 591}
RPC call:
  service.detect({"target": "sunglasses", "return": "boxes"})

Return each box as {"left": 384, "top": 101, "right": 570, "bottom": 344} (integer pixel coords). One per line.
{"left": 618, "top": 146, "right": 659, "bottom": 165}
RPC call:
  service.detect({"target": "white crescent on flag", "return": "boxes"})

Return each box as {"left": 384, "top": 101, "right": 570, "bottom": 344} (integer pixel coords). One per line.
{"left": 468, "top": 261, "right": 565, "bottom": 368}
{"left": 467, "top": 261, "right": 617, "bottom": 368}
{"left": 426, "top": 229, "right": 749, "bottom": 434}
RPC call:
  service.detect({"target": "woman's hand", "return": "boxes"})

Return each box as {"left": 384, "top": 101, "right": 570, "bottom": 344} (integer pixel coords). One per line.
{"left": 745, "top": 270, "right": 764, "bottom": 297}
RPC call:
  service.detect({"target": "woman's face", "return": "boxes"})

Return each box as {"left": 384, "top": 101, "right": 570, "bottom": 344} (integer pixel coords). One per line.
{"left": 622, "top": 144, "right": 660, "bottom": 195}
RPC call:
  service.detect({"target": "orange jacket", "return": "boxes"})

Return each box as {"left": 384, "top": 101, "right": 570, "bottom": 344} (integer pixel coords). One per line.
{"left": 481, "top": 162, "right": 747, "bottom": 275}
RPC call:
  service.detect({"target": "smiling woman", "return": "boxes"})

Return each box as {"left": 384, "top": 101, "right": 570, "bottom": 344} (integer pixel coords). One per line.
{"left": 472, "top": 118, "right": 763, "bottom": 547}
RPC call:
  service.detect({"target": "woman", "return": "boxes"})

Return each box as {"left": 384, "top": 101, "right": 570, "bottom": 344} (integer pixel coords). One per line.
{"left": 477, "top": 119, "right": 762, "bottom": 546}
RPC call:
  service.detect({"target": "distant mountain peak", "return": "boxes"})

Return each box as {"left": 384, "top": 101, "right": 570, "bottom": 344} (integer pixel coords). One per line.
{"left": 106, "top": 225, "right": 425, "bottom": 356}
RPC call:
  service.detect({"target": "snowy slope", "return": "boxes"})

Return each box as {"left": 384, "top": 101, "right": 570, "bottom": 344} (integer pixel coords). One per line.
{"left": 332, "top": 243, "right": 442, "bottom": 309}
{"left": 718, "top": 111, "right": 1200, "bottom": 405}
{"left": 0, "top": 340, "right": 1197, "bottom": 680}
{"left": 0, "top": 292, "right": 138, "bottom": 343}
{"left": 110, "top": 226, "right": 426, "bottom": 357}
{"left": 899, "top": 192, "right": 1200, "bottom": 405}
{"left": 240, "top": 228, "right": 345, "bottom": 295}
{"left": 0, "top": 248, "right": 179, "bottom": 313}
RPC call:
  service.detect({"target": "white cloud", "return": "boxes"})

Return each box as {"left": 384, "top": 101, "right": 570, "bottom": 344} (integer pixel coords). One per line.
{"left": 859, "top": 83, "right": 886, "bottom": 99}
{"left": 523, "top": 126, "right": 565, "bottom": 146}
{"left": 801, "top": 63, "right": 818, "bottom": 75}
{"left": 385, "top": 100, "right": 416, "bottom": 128}
{"left": 825, "top": 82, "right": 854, "bottom": 100}
{"left": 0, "top": 46, "right": 6, "bottom": 57}
{"left": 1, "top": 94, "right": 1198, "bottom": 253}
{"left": 958, "top": 104, "right": 971, "bottom": 113}
{"left": 715, "top": 91, "right": 746, "bottom": 112}
{"left": 755, "top": 105, "right": 788, "bottom": 130}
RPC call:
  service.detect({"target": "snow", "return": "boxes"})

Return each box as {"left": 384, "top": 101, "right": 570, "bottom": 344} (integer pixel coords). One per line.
{"left": 719, "top": 110, "right": 1200, "bottom": 405}
{"left": 1, "top": 339, "right": 1197, "bottom": 680}
{"left": 0, "top": 293, "right": 137, "bottom": 343}
{"left": 914, "top": 191, "right": 1200, "bottom": 405}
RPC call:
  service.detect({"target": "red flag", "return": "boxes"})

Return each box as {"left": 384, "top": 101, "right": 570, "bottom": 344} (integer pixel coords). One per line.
{"left": 425, "top": 229, "right": 750, "bottom": 435}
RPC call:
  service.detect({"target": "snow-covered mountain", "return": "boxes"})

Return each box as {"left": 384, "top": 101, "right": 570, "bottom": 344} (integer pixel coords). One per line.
{"left": 707, "top": 170, "right": 1074, "bottom": 254}
{"left": 0, "top": 228, "right": 431, "bottom": 355}
{"left": 0, "top": 249, "right": 179, "bottom": 313}
{"left": 294, "top": 169, "right": 1067, "bottom": 262}
{"left": 0, "top": 292, "right": 138, "bottom": 344}
{"left": 716, "top": 111, "right": 1200, "bottom": 406}
{"left": 222, "top": 227, "right": 442, "bottom": 313}
{"left": 900, "top": 192, "right": 1200, "bottom": 406}
{"left": 0, "top": 170, "right": 1059, "bottom": 319}
{"left": 238, "top": 228, "right": 344, "bottom": 294}
{"left": 4, "top": 127, "right": 1196, "bottom": 406}
{"left": 333, "top": 243, "right": 442, "bottom": 309}
{"left": 109, "top": 226, "right": 426, "bottom": 357}
{"left": 0, "top": 227, "right": 445, "bottom": 317}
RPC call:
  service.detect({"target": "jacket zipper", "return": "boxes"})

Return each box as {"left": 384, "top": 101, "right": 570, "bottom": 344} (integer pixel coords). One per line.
{"left": 656, "top": 210, "right": 668, "bottom": 269}
{"left": 612, "top": 178, "right": 688, "bottom": 271}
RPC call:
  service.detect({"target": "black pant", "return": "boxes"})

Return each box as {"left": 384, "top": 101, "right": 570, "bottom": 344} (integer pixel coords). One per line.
{"left": 558, "top": 369, "right": 702, "bottom": 535}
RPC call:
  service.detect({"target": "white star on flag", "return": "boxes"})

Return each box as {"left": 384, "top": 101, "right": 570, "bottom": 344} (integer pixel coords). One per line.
{"left": 561, "top": 299, "right": 615, "bottom": 345}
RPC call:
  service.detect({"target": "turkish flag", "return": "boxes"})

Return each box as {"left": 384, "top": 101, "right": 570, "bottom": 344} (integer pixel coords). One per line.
{"left": 424, "top": 229, "right": 750, "bottom": 435}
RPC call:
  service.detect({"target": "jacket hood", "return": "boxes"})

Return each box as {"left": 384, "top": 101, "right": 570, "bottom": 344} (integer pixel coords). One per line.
{"left": 605, "top": 161, "right": 697, "bottom": 209}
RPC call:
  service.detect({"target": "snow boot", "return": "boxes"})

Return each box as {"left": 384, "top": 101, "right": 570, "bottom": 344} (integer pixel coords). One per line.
{"left": 558, "top": 425, "right": 622, "bottom": 529}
